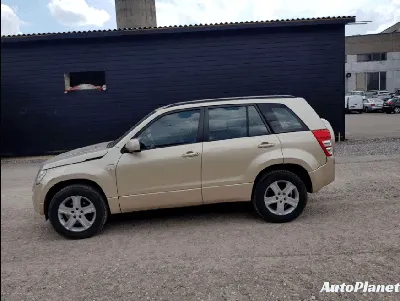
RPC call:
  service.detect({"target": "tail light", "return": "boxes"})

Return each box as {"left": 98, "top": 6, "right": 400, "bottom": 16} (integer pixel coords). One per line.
{"left": 388, "top": 101, "right": 393, "bottom": 105}
{"left": 312, "top": 129, "right": 333, "bottom": 157}
{"left": 370, "top": 103, "right": 375, "bottom": 106}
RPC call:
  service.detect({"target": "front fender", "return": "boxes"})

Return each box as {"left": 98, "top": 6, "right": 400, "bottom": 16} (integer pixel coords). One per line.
{"left": 42, "top": 160, "right": 118, "bottom": 199}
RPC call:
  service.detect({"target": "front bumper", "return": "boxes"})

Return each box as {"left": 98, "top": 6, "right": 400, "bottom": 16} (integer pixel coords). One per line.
{"left": 308, "top": 156, "right": 335, "bottom": 193}
{"left": 32, "top": 183, "right": 45, "bottom": 216}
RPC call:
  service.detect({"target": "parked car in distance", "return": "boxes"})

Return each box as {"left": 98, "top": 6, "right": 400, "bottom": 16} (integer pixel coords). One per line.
{"left": 389, "top": 89, "right": 400, "bottom": 98}
{"left": 383, "top": 97, "right": 400, "bottom": 114}
{"left": 32, "top": 95, "right": 336, "bottom": 239}
{"left": 346, "top": 91, "right": 367, "bottom": 100}
{"left": 367, "top": 90, "right": 389, "bottom": 95}
{"left": 345, "top": 94, "right": 363, "bottom": 113}
{"left": 367, "top": 90, "right": 391, "bottom": 100}
{"left": 362, "top": 98, "right": 384, "bottom": 112}
{"left": 379, "top": 94, "right": 392, "bottom": 102}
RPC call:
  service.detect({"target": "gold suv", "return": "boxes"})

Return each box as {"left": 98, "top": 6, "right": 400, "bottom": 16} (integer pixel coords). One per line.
{"left": 32, "top": 96, "right": 335, "bottom": 239}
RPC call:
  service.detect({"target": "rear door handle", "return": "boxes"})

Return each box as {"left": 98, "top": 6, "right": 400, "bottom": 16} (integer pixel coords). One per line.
{"left": 182, "top": 151, "right": 200, "bottom": 158}
{"left": 258, "top": 142, "right": 275, "bottom": 148}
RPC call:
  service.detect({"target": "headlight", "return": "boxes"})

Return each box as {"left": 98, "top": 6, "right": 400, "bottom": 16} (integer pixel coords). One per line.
{"left": 35, "top": 169, "right": 47, "bottom": 184}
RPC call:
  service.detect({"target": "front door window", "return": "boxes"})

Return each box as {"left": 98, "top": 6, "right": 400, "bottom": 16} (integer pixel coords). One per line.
{"left": 138, "top": 110, "right": 200, "bottom": 150}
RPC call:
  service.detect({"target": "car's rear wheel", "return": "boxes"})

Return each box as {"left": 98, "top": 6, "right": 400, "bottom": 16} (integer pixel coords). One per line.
{"left": 48, "top": 184, "right": 108, "bottom": 239}
{"left": 252, "top": 170, "right": 308, "bottom": 223}
{"left": 394, "top": 107, "right": 400, "bottom": 114}
{"left": 364, "top": 107, "right": 369, "bottom": 113}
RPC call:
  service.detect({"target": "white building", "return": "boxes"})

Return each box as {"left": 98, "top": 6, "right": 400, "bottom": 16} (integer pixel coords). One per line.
{"left": 345, "top": 22, "right": 400, "bottom": 93}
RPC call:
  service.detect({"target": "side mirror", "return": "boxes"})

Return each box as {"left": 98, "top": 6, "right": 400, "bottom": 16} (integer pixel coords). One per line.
{"left": 125, "top": 139, "right": 141, "bottom": 153}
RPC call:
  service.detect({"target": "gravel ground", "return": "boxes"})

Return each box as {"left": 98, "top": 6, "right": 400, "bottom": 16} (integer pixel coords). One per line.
{"left": 2, "top": 138, "right": 400, "bottom": 301}
{"left": 335, "top": 137, "right": 400, "bottom": 157}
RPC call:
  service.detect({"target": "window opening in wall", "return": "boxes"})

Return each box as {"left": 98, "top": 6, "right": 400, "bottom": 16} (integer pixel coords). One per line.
{"left": 366, "top": 72, "right": 386, "bottom": 91}
{"left": 357, "top": 53, "right": 387, "bottom": 62}
{"left": 64, "top": 71, "right": 106, "bottom": 93}
{"left": 380, "top": 72, "right": 386, "bottom": 91}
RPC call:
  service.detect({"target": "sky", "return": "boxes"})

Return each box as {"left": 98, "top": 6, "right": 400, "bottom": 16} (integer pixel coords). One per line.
{"left": 1, "top": 0, "right": 399, "bottom": 37}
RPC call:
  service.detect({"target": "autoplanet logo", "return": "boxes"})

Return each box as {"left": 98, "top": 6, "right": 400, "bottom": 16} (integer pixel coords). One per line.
{"left": 320, "top": 282, "right": 400, "bottom": 293}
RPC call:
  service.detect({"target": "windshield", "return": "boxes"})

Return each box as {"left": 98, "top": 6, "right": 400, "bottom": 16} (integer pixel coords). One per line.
{"left": 107, "top": 109, "right": 157, "bottom": 148}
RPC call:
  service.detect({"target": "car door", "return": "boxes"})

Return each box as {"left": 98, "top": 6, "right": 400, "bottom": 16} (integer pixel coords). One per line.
{"left": 201, "top": 105, "right": 283, "bottom": 204}
{"left": 116, "top": 108, "right": 204, "bottom": 212}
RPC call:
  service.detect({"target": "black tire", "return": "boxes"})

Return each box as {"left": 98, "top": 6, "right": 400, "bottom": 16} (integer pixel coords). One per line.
{"left": 48, "top": 184, "right": 108, "bottom": 239}
{"left": 252, "top": 170, "right": 308, "bottom": 223}
{"left": 364, "top": 107, "right": 369, "bottom": 113}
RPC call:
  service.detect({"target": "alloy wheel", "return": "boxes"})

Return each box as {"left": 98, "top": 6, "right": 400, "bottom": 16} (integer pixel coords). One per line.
{"left": 264, "top": 180, "right": 299, "bottom": 215}
{"left": 58, "top": 196, "right": 97, "bottom": 232}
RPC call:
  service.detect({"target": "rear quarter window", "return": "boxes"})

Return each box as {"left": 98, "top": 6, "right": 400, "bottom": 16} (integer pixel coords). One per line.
{"left": 257, "top": 103, "right": 308, "bottom": 134}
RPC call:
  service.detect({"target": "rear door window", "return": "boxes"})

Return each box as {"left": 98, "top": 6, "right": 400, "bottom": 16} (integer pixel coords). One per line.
{"left": 207, "top": 106, "right": 247, "bottom": 141}
{"left": 206, "top": 105, "right": 270, "bottom": 142}
{"left": 248, "top": 106, "right": 270, "bottom": 136}
{"left": 257, "top": 103, "right": 308, "bottom": 134}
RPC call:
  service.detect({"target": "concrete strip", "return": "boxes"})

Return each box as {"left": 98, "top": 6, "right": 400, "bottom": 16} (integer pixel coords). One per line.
{"left": 336, "top": 154, "right": 400, "bottom": 164}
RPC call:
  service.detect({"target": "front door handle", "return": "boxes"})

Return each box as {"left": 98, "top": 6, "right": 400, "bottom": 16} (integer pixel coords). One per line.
{"left": 182, "top": 151, "right": 200, "bottom": 158}
{"left": 258, "top": 142, "right": 275, "bottom": 148}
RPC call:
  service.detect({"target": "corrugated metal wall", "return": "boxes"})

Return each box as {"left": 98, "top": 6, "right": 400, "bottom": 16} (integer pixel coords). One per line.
{"left": 1, "top": 25, "right": 345, "bottom": 156}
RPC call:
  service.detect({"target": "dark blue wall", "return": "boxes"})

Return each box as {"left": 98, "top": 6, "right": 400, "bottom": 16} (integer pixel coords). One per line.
{"left": 1, "top": 25, "right": 345, "bottom": 156}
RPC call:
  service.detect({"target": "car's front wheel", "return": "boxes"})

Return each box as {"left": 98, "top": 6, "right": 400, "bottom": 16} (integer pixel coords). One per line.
{"left": 394, "top": 107, "right": 400, "bottom": 114}
{"left": 252, "top": 170, "right": 308, "bottom": 223}
{"left": 48, "top": 184, "right": 108, "bottom": 239}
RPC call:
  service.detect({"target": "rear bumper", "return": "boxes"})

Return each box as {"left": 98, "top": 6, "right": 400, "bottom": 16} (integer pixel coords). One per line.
{"left": 308, "top": 156, "right": 335, "bottom": 193}
{"left": 383, "top": 107, "right": 393, "bottom": 112}
{"left": 367, "top": 106, "right": 383, "bottom": 111}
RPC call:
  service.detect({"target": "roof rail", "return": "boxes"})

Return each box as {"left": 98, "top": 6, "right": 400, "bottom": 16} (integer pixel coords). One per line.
{"left": 164, "top": 95, "right": 296, "bottom": 108}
